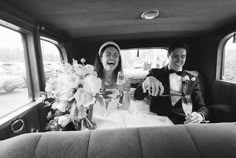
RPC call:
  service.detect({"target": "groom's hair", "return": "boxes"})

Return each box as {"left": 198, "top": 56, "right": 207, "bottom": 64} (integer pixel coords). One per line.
{"left": 168, "top": 41, "right": 189, "bottom": 56}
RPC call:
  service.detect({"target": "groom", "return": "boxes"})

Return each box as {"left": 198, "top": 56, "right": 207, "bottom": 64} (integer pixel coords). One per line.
{"left": 134, "top": 41, "right": 208, "bottom": 124}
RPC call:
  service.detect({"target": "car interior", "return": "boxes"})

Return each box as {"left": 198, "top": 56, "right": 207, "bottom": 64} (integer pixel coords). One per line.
{"left": 1, "top": 0, "right": 236, "bottom": 157}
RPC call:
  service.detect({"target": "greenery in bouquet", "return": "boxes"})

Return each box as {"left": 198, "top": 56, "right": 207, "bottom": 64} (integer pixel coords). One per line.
{"left": 42, "top": 58, "right": 102, "bottom": 131}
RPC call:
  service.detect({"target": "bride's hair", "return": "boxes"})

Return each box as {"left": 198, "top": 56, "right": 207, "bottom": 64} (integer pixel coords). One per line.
{"left": 94, "top": 41, "right": 123, "bottom": 79}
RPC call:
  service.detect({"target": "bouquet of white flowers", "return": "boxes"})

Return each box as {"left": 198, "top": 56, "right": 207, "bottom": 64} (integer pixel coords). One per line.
{"left": 41, "top": 58, "right": 102, "bottom": 131}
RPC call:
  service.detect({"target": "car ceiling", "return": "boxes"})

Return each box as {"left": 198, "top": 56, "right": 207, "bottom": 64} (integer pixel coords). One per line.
{"left": 3, "top": 0, "right": 236, "bottom": 40}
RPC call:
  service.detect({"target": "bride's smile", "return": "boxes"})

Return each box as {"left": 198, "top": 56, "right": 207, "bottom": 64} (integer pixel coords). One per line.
{"left": 101, "top": 47, "right": 120, "bottom": 71}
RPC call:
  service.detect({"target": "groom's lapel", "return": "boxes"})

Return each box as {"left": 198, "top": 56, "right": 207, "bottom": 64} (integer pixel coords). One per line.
{"left": 182, "top": 70, "right": 198, "bottom": 95}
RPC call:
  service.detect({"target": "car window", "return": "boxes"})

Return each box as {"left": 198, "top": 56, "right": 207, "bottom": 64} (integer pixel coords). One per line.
{"left": 120, "top": 48, "right": 168, "bottom": 79}
{"left": 40, "top": 37, "right": 62, "bottom": 82}
{"left": 221, "top": 36, "right": 236, "bottom": 82}
{"left": 0, "top": 25, "right": 30, "bottom": 118}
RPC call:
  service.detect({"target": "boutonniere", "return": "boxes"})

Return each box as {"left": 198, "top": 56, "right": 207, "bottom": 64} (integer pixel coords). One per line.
{"left": 182, "top": 75, "right": 190, "bottom": 82}
{"left": 182, "top": 74, "right": 196, "bottom": 83}
{"left": 182, "top": 73, "right": 197, "bottom": 96}
{"left": 191, "top": 76, "right": 196, "bottom": 81}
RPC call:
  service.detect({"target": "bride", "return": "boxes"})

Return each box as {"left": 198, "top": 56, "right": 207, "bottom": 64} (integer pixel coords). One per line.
{"left": 92, "top": 41, "right": 173, "bottom": 129}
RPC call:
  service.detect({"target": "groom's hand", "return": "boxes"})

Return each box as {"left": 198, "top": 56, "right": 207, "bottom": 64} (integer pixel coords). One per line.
{"left": 184, "top": 112, "right": 203, "bottom": 124}
{"left": 142, "top": 76, "right": 164, "bottom": 96}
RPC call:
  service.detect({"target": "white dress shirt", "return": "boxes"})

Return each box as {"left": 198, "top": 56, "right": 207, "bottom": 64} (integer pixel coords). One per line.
{"left": 168, "top": 66, "right": 183, "bottom": 106}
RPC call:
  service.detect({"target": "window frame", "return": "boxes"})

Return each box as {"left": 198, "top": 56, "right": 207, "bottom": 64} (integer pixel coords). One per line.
{"left": 0, "top": 19, "right": 48, "bottom": 125}
{"left": 0, "top": 9, "right": 67, "bottom": 127}
{"left": 40, "top": 36, "right": 68, "bottom": 63}
{"left": 39, "top": 36, "right": 68, "bottom": 89}
{"left": 217, "top": 32, "right": 236, "bottom": 83}
{"left": 0, "top": 22, "right": 39, "bottom": 124}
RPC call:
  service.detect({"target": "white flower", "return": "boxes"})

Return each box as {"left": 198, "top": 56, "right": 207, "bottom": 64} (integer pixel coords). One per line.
{"left": 60, "top": 91, "right": 73, "bottom": 101}
{"left": 84, "top": 64, "right": 95, "bottom": 75}
{"left": 44, "top": 58, "right": 102, "bottom": 131}
{"left": 191, "top": 77, "right": 196, "bottom": 81}
{"left": 84, "top": 74, "right": 102, "bottom": 95}
{"left": 73, "top": 58, "right": 78, "bottom": 65}
{"left": 74, "top": 64, "right": 87, "bottom": 76}
{"left": 47, "top": 119, "right": 58, "bottom": 130}
{"left": 182, "top": 75, "right": 190, "bottom": 82}
{"left": 60, "top": 63, "right": 73, "bottom": 74}
{"left": 74, "top": 88, "right": 96, "bottom": 107}
{"left": 80, "top": 58, "right": 86, "bottom": 64}
{"left": 52, "top": 101, "right": 68, "bottom": 112}
{"left": 57, "top": 115, "right": 71, "bottom": 127}
{"left": 69, "top": 73, "right": 81, "bottom": 88}
{"left": 45, "top": 77, "right": 57, "bottom": 93}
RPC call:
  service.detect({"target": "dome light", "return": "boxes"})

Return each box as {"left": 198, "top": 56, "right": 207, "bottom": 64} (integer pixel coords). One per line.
{"left": 140, "top": 10, "right": 160, "bottom": 20}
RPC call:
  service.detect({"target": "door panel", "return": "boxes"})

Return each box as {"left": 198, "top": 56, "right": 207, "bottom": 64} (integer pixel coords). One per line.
{"left": 210, "top": 81, "right": 236, "bottom": 121}
{"left": 0, "top": 102, "right": 48, "bottom": 140}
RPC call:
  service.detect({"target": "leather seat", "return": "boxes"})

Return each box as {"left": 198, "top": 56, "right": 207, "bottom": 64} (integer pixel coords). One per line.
{"left": 198, "top": 74, "right": 234, "bottom": 122}
{"left": 1, "top": 123, "right": 236, "bottom": 158}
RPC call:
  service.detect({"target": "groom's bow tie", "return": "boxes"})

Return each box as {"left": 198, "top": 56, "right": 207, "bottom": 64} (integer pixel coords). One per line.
{"left": 169, "top": 69, "right": 183, "bottom": 76}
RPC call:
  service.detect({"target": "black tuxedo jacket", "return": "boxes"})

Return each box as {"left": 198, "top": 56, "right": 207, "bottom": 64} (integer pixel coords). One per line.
{"left": 134, "top": 66, "right": 208, "bottom": 124}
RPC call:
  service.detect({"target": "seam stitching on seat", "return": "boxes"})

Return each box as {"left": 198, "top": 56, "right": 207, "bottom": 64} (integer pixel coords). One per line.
{"left": 86, "top": 131, "right": 92, "bottom": 158}
{"left": 33, "top": 134, "right": 43, "bottom": 158}
{"left": 137, "top": 128, "right": 144, "bottom": 158}
{"left": 185, "top": 126, "right": 202, "bottom": 158}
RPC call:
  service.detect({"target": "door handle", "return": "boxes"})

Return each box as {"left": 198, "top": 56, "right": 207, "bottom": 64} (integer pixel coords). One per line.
{"left": 11, "top": 119, "right": 24, "bottom": 134}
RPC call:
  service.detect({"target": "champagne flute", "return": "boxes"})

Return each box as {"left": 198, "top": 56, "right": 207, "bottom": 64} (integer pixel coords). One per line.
{"left": 182, "top": 95, "right": 192, "bottom": 116}
{"left": 116, "top": 71, "right": 125, "bottom": 86}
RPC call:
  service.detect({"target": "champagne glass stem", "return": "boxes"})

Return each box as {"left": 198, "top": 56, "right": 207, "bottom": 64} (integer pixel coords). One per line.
{"left": 182, "top": 95, "right": 192, "bottom": 116}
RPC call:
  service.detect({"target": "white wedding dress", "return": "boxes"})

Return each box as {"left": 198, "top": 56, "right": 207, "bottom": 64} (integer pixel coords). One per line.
{"left": 92, "top": 88, "right": 174, "bottom": 129}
